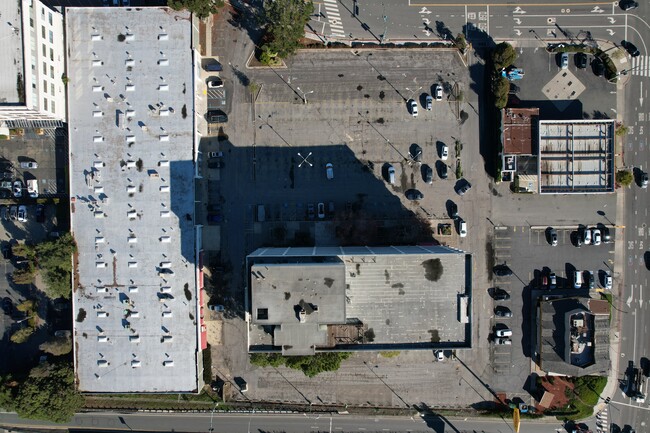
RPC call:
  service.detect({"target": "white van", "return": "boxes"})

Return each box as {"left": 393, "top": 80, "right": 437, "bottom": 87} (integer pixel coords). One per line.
{"left": 574, "top": 270, "right": 583, "bottom": 289}
{"left": 496, "top": 329, "right": 512, "bottom": 337}
{"left": 26, "top": 179, "right": 38, "bottom": 198}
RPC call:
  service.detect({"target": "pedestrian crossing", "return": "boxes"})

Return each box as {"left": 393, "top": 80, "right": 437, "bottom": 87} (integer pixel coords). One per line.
{"left": 595, "top": 408, "right": 608, "bottom": 433}
{"left": 631, "top": 55, "right": 650, "bottom": 77}
{"left": 322, "top": 0, "right": 346, "bottom": 38}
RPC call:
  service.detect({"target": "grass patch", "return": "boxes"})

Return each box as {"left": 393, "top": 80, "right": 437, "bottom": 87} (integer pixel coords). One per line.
{"left": 552, "top": 376, "right": 607, "bottom": 421}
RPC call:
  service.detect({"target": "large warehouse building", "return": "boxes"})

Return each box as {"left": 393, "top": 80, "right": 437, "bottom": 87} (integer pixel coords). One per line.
{"left": 67, "top": 7, "right": 201, "bottom": 393}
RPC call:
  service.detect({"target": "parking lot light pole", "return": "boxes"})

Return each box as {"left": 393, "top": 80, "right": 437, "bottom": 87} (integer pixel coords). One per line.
{"left": 296, "top": 87, "right": 314, "bottom": 104}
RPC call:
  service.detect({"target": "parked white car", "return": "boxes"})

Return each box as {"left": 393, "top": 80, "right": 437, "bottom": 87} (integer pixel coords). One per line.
{"left": 408, "top": 99, "right": 418, "bottom": 117}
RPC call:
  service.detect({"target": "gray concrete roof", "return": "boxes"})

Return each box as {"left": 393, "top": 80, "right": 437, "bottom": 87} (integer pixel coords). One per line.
{"left": 0, "top": 0, "right": 24, "bottom": 104}
{"left": 248, "top": 246, "right": 471, "bottom": 352}
{"left": 538, "top": 120, "right": 615, "bottom": 194}
{"left": 67, "top": 7, "right": 199, "bottom": 393}
{"left": 251, "top": 262, "right": 346, "bottom": 325}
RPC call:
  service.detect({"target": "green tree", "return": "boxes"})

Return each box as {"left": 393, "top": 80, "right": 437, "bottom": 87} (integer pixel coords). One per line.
{"left": 261, "top": 0, "right": 314, "bottom": 59}
{"left": 167, "top": 0, "right": 225, "bottom": 19}
{"left": 35, "top": 233, "right": 77, "bottom": 299}
{"left": 492, "top": 42, "right": 517, "bottom": 71}
{"left": 40, "top": 334, "right": 73, "bottom": 356}
{"left": 14, "top": 362, "right": 84, "bottom": 423}
{"left": 616, "top": 169, "right": 634, "bottom": 187}
{"left": 10, "top": 326, "right": 35, "bottom": 344}
{"left": 0, "top": 375, "right": 17, "bottom": 411}
{"left": 492, "top": 76, "right": 510, "bottom": 109}
{"left": 249, "top": 352, "right": 351, "bottom": 377}
{"left": 454, "top": 33, "right": 467, "bottom": 53}
{"left": 615, "top": 123, "right": 629, "bottom": 136}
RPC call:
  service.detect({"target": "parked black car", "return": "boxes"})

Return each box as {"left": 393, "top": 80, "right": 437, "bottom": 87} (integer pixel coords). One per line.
{"left": 619, "top": 0, "right": 639, "bottom": 11}
{"left": 622, "top": 40, "right": 640, "bottom": 57}
{"left": 493, "top": 265, "right": 513, "bottom": 277}
{"left": 405, "top": 189, "right": 424, "bottom": 201}
{"left": 592, "top": 58, "right": 605, "bottom": 77}
{"left": 493, "top": 288, "right": 510, "bottom": 301}
{"left": 422, "top": 164, "right": 433, "bottom": 184}
{"left": 494, "top": 306, "right": 513, "bottom": 318}
{"left": 575, "top": 52, "right": 588, "bottom": 69}
{"left": 36, "top": 204, "right": 45, "bottom": 223}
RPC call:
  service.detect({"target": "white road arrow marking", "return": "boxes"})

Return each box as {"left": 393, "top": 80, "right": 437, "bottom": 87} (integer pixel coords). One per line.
{"left": 419, "top": 7, "right": 431, "bottom": 15}
{"left": 513, "top": 7, "right": 526, "bottom": 14}
{"left": 607, "top": 29, "right": 615, "bottom": 36}
{"left": 641, "top": 82, "right": 644, "bottom": 107}
{"left": 627, "top": 284, "right": 634, "bottom": 308}
{"left": 608, "top": 17, "right": 616, "bottom": 24}
{"left": 423, "top": 18, "right": 430, "bottom": 25}
{"left": 514, "top": 18, "right": 521, "bottom": 25}
{"left": 514, "top": 29, "right": 521, "bottom": 36}
{"left": 423, "top": 30, "right": 431, "bottom": 37}
{"left": 591, "top": 6, "right": 604, "bottom": 13}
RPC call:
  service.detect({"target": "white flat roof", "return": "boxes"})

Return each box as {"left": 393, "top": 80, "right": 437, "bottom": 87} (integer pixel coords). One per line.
{"left": 67, "top": 7, "right": 199, "bottom": 393}
{"left": 0, "top": 1, "right": 24, "bottom": 103}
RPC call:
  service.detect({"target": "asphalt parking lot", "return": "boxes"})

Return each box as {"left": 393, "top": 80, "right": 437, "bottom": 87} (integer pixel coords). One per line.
{"left": 487, "top": 223, "right": 616, "bottom": 394}
{"left": 509, "top": 47, "right": 617, "bottom": 120}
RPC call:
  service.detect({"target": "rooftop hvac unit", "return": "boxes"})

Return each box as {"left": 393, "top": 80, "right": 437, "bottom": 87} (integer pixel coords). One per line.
{"left": 95, "top": 237, "right": 105, "bottom": 244}
{"left": 127, "top": 185, "right": 137, "bottom": 193}
{"left": 159, "top": 185, "right": 170, "bottom": 193}
{"left": 92, "top": 60, "right": 103, "bottom": 67}
{"left": 91, "top": 34, "right": 102, "bottom": 41}
{"left": 97, "top": 311, "right": 108, "bottom": 317}
{"left": 159, "top": 160, "right": 170, "bottom": 167}
{"left": 129, "top": 286, "right": 138, "bottom": 293}
{"left": 96, "top": 262, "right": 107, "bottom": 268}
{"left": 162, "top": 311, "right": 172, "bottom": 318}
{"left": 160, "top": 262, "right": 172, "bottom": 268}
{"left": 96, "top": 286, "right": 108, "bottom": 293}
{"left": 94, "top": 186, "right": 104, "bottom": 193}
{"left": 158, "top": 84, "right": 169, "bottom": 91}
{"left": 93, "top": 161, "right": 104, "bottom": 168}
{"left": 162, "top": 360, "right": 174, "bottom": 367}
{"left": 160, "top": 286, "right": 172, "bottom": 293}
{"left": 94, "top": 211, "right": 105, "bottom": 218}
{"left": 128, "top": 237, "right": 137, "bottom": 243}
{"left": 160, "top": 236, "right": 171, "bottom": 243}
{"left": 158, "top": 59, "right": 169, "bottom": 66}
{"left": 126, "top": 136, "right": 135, "bottom": 143}
{"left": 127, "top": 210, "right": 137, "bottom": 219}
{"left": 97, "top": 335, "right": 108, "bottom": 342}
{"left": 160, "top": 210, "right": 170, "bottom": 218}
{"left": 93, "top": 111, "right": 103, "bottom": 117}
{"left": 125, "top": 84, "right": 135, "bottom": 92}
{"left": 126, "top": 109, "right": 135, "bottom": 117}
{"left": 129, "top": 335, "right": 140, "bottom": 342}
{"left": 130, "top": 311, "right": 139, "bottom": 318}
{"left": 160, "top": 109, "right": 170, "bottom": 116}
{"left": 125, "top": 59, "right": 135, "bottom": 67}
{"left": 162, "top": 335, "right": 173, "bottom": 342}
{"left": 158, "top": 34, "right": 169, "bottom": 40}
{"left": 125, "top": 34, "right": 135, "bottom": 41}
{"left": 159, "top": 135, "right": 169, "bottom": 142}
{"left": 131, "top": 360, "right": 141, "bottom": 368}
{"left": 126, "top": 160, "right": 136, "bottom": 168}
{"left": 97, "top": 360, "right": 108, "bottom": 367}
{"left": 93, "top": 136, "right": 103, "bottom": 142}
{"left": 128, "top": 262, "right": 138, "bottom": 268}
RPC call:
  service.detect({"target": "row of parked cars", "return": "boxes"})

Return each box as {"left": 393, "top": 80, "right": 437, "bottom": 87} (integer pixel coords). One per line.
{"left": 546, "top": 226, "right": 612, "bottom": 247}
{"left": 407, "top": 84, "right": 444, "bottom": 117}
{"left": 0, "top": 204, "right": 45, "bottom": 223}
